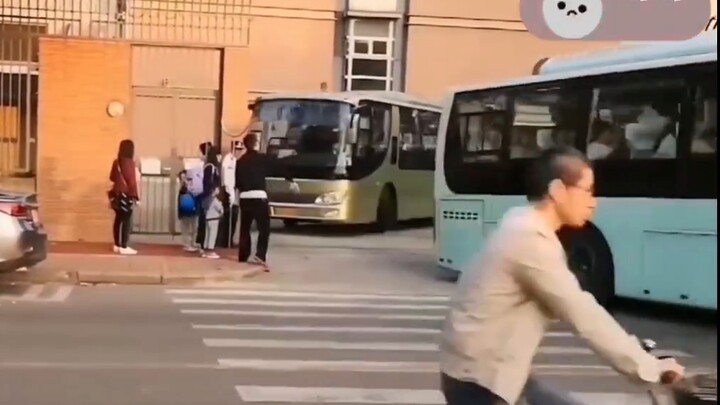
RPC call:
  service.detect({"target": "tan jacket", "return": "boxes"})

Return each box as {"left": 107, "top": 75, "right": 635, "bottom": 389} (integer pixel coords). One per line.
{"left": 439, "top": 206, "right": 660, "bottom": 404}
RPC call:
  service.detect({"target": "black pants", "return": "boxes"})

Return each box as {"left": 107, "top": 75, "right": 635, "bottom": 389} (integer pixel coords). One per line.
{"left": 195, "top": 208, "right": 206, "bottom": 247}
{"left": 112, "top": 208, "right": 133, "bottom": 248}
{"left": 216, "top": 204, "right": 239, "bottom": 248}
{"left": 441, "top": 374, "right": 507, "bottom": 405}
{"left": 238, "top": 198, "right": 270, "bottom": 262}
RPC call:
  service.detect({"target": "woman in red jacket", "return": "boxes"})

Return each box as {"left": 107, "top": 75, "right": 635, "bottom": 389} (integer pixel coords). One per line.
{"left": 108, "top": 139, "right": 139, "bottom": 255}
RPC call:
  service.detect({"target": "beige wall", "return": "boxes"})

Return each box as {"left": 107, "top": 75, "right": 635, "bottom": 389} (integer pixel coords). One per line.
{"left": 246, "top": 0, "right": 340, "bottom": 95}
{"left": 405, "top": 0, "right": 616, "bottom": 101}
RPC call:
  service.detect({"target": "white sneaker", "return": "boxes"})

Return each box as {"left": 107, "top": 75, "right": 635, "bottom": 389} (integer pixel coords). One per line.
{"left": 202, "top": 252, "right": 220, "bottom": 259}
{"left": 183, "top": 246, "right": 198, "bottom": 252}
{"left": 113, "top": 246, "right": 120, "bottom": 253}
{"left": 118, "top": 247, "right": 137, "bottom": 255}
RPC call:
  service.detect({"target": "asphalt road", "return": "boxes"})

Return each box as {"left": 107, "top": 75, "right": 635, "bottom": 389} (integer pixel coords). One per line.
{"left": 0, "top": 224, "right": 716, "bottom": 405}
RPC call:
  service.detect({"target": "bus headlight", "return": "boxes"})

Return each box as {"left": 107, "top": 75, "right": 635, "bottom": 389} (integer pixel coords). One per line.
{"left": 315, "top": 191, "right": 346, "bottom": 205}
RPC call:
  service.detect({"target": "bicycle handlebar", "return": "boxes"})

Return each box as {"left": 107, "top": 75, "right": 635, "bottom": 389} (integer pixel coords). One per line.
{"left": 641, "top": 339, "right": 685, "bottom": 385}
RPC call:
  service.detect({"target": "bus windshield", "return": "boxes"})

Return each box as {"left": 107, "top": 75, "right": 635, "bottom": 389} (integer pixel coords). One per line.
{"left": 256, "top": 99, "right": 353, "bottom": 179}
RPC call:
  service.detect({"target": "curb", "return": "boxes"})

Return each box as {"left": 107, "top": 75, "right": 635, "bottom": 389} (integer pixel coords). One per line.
{"left": 0, "top": 266, "right": 265, "bottom": 287}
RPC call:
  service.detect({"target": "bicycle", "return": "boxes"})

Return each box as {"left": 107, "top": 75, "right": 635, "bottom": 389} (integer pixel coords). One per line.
{"left": 641, "top": 338, "right": 717, "bottom": 405}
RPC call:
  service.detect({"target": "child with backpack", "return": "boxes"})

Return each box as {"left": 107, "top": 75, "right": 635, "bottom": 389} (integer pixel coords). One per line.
{"left": 177, "top": 170, "right": 199, "bottom": 252}
{"left": 201, "top": 185, "right": 224, "bottom": 259}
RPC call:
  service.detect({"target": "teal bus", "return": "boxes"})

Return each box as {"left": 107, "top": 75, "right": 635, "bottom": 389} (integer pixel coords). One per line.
{"left": 434, "top": 33, "right": 717, "bottom": 310}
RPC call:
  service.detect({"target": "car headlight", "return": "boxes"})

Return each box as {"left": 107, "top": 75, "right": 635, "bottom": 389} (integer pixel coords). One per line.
{"left": 314, "top": 191, "right": 346, "bottom": 205}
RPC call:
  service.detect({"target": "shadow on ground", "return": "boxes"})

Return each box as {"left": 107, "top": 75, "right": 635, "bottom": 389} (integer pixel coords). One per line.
{"left": 271, "top": 218, "right": 433, "bottom": 237}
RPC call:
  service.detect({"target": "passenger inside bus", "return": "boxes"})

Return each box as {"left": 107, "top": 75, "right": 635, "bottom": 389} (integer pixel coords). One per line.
{"left": 587, "top": 119, "right": 628, "bottom": 160}
{"left": 691, "top": 91, "right": 717, "bottom": 154}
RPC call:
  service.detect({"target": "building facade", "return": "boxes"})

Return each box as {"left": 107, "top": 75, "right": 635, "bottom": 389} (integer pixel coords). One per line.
{"left": 0, "top": 0, "right": 629, "bottom": 241}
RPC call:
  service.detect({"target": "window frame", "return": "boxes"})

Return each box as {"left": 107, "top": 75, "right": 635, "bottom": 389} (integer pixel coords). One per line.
{"left": 345, "top": 18, "right": 395, "bottom": 91}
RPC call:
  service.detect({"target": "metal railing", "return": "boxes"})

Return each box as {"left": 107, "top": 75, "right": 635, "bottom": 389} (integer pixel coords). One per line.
{"left": 133, "top": 173, "right": 178, "bottom": 234}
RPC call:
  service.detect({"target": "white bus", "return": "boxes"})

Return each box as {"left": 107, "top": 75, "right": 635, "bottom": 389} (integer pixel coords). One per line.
{"left": 434, "top": 33, "right": 717, "bottom": 309}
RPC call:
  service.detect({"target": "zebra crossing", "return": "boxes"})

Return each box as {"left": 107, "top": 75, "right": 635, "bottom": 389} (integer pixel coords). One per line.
{"left": 166, "top": 287, "right": 695, "bottom": 404}
{"left": 0, "top": 284, "right": 73, "bottom": 302}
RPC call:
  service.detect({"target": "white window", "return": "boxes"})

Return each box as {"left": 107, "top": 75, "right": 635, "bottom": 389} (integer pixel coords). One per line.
{"left": 345, "top": 18, "right": 394, "bottom": 91}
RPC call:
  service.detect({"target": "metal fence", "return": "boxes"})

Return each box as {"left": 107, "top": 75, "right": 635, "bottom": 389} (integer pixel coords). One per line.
{"left": 0, "top": 0, "right": 251, "bottom": 191}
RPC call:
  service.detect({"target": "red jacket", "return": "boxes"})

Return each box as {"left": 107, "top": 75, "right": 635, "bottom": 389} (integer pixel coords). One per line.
{"left": 109, "top": 158, "right": 139, "bottom": 198}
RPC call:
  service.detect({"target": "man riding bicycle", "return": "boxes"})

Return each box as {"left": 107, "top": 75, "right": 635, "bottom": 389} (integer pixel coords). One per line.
{"left": 439, "top": 147, "right": 685, "bottom": 405}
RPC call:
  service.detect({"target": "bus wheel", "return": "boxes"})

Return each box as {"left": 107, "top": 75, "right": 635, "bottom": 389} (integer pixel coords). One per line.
{"left": 557, "top": 224, "right": 615, "bottom": 308}
{"left": 374, "top": 187, "right": 397, "bottom": 233}
{"left": 282, "top": 219, "right": 299, "bottom": 228}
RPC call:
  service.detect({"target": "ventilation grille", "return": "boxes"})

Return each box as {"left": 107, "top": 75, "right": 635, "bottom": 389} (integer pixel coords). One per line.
{"left": 442, "top": 210, "right": 479, "bottom": 221}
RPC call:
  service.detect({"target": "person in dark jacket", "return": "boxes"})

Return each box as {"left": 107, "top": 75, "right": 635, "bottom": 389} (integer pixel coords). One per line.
{"left": 235, "top": 133, "right": 294, "bottom": 268}
{"left": 108, "top": 139, "right": 139, "bottom": 255}
{"left": 196, "top": 144, "right": 221, "bottom": 253}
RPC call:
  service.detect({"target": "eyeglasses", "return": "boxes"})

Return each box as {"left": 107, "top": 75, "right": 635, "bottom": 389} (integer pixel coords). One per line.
{"left": 567, "top": 183, "right": 595, "bottom": 196}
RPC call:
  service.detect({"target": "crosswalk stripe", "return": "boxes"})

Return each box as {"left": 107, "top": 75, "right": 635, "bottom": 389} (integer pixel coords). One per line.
{"left": 180, "top": 309, "right": 445, "bottom": 320}
{"left": 172, "top": 298, "right": 448, "bottom": 310}
{"left": 191, "top": 323, "right": 575, "bottom": 338}
{"left": 203, "top": 338, "right": 596, "bottom": 355}
{"left": 218, "top": 359, "right": 618, "bottom": 375}
{"left": 192, "top": 324, "right": 442, "bottom": 334}
{"left": 166, "top": 289, "right": 450, "bottom": 302}
{"left": 235, "top": 386, "right": 444, "bottom": 404}
{"left": 234, "top": 386, "right": 651, "bottom": 404}
{"left": 220, "top": 359, "right": 708, "bottom": 376}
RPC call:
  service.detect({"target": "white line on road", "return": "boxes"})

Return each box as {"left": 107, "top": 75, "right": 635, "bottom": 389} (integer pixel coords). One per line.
{"left": 234, "top": 386, "right": 652, "bottom": 404}
{"left": 235, "top": 386, "right": 444, "bottom": 404}
{"left": 204, "top": 338, "right": 438, "bottom": 351}
{"left": 180, "top": 309, "right": 445, "bottom": 320}
{"left": 217, "top": 359, "right": 617, "bottom": 375}
{"left": 203, "top": 338, "right": 597, "bottom": 355}
{"left": 166, "top": 288, "right": 450, "bottom": 302}
{"left": 191, "top": 323, "right": 575, "bottom": 338}
{"left": 172, "top": 298, "right": 447, "bottom": 310}
{"left": 46, "top": 286, "right": 74, "bottom": 302}
{"left": 193, "top": 324, "right": 442, "bottom": 334}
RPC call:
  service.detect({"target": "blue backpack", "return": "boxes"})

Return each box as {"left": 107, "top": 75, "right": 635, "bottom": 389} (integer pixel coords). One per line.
{"left": 178, "top": 193, "right": 197, "bottom": 216}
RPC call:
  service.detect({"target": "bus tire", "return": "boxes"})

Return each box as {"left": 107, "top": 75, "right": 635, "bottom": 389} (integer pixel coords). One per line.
{"left": 557, "top": 223, "right": 615, "bottom": 308}
{"left": 373, "top": 186, "right": 398, "bottom": 233}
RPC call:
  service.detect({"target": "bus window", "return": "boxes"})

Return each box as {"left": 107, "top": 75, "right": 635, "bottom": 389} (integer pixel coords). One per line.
{"left": 685, "top": 65, "right": 717, "bottom": 199}
{"left": 449, "top": 92, "right": 508, "bottom": 164}
{"left": 691, "top": 79, "right": 717, "bottom": 156}
{"left": 349, "top": 101, "right": 391, "bottom": 180}
{"left": 399, "top": 108, "right": 439, "bottom": 170}
{"left": 589, "top": 74, "right": 685, "bottom": 198}
{"left": 591, "top": 79, "right": 684, "bottom": 160}
{"left": 510, "top": 87, "right": 584, "bottom": 159}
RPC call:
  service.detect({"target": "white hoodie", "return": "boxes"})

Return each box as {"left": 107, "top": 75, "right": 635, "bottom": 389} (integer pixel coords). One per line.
{"left": 221, "top": 151, "right": 237, "bottom": 206}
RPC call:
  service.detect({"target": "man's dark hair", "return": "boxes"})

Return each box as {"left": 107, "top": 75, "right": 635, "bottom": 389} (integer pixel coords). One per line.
{"left": 205, "top": 145, "right": 220, "bottom": 167}
{"left": 243, "top": 132, "right": 258, "bottom": 150}
{"left": 199, "top": 142, "right": 213, "bottom": 156}
{"left": 526, "top": 146, "right": 591, "bottom": 202}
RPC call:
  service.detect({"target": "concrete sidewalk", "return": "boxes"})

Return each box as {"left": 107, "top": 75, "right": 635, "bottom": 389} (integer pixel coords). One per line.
{"left": 0, "top": 242, "right": 266, "bottom": 286}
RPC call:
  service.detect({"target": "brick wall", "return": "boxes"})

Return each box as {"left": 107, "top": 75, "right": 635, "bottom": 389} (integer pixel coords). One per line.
{"left": 38, "top": 37, "right": 131, "bottom": 242}
{"left": 220, "top": 46, "right": 251, "bottom": 151}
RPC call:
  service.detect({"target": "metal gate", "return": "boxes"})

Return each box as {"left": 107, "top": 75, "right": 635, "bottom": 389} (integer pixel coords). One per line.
{"left": 0, "top": 22, "right": 42, "bottom": 194}
{"left": 130, "top": 46, "right": 222, "bottom": 234}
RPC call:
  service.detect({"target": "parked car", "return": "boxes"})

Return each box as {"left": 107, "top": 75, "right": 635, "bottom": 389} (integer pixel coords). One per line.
{"left": 0, "top": 191, "right": 47, "bottom": 273}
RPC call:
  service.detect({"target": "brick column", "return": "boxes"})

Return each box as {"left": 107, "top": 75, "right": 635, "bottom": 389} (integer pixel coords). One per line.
{"left": 37, "top": 37, "right": 131, "bottom": 242}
